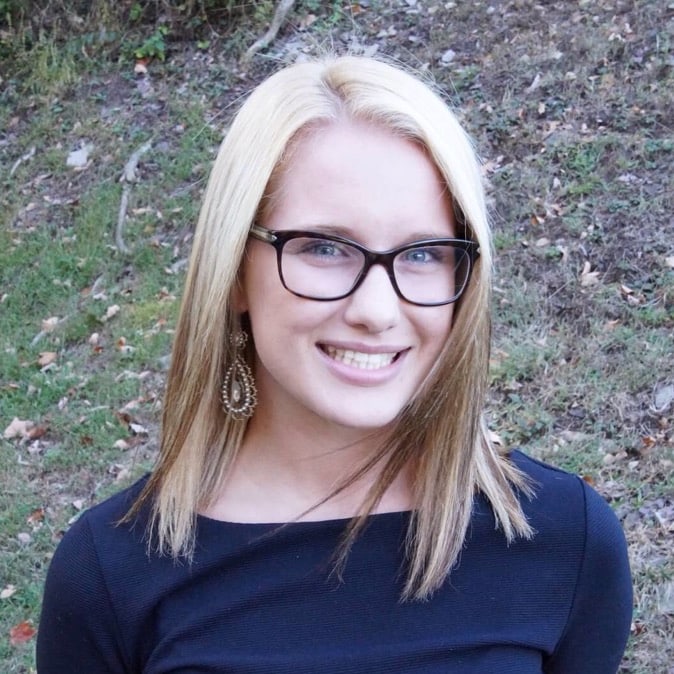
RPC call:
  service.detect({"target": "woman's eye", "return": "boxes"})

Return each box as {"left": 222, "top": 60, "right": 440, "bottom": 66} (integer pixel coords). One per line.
{"left": 403, "top": 248, "right": 437, "bottom": 264}
{"left": 300, "top": 239, "right": 349, "bottom": 258}
{"left": 312, "top": 243, "right": 339, "bottom": 256}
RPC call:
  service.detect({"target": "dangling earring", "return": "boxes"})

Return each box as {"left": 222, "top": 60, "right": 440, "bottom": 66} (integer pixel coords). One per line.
{"left": 221, "top": 330, "right": 257, "bottom": 420}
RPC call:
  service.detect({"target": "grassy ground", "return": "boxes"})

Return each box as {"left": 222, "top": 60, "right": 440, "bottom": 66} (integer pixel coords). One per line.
{"left": 1, "top": 1, "right": 672, "bottom": 672}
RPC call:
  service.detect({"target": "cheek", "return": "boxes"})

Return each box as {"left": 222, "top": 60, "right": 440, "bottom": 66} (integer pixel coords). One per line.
{"left": 428, "top": 305, "right": 454, "bottom": 337}
{"left": 421, "top": 307, "right": 454, "bottom": 357}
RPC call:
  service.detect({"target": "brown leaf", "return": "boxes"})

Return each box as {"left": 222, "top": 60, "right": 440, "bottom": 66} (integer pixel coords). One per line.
{"left": 9, "top": 620, "right": 36, "bottom": 646}
{"left": 37, "top": 351, "right": 57, "bottom": 367}
{"left": 579, "top": 261, "right": 600, "bottom": 287}
{"left": 27, "top": 508, "right": 45, "bottom": 526}
{"left": 103, "top": 304, "right": 120, "bottom": 321}
{"left": 26, "top": 424, "right": 47, "bottom": 440}
{"left": 41, "top": 316, "right": 59, "bottom": 332}
{"left": 3, "top": 418, "right": 34, "bottom": 440}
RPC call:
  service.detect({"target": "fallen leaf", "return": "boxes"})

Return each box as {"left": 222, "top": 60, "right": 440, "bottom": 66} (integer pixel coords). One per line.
{"left": 1, "top": 585, "right": 16, "bottom": 599}
{"left": 118, "top": 340, "right": 135, "bottom": 354}
{"left": 9, "top": 620, "right": 36, "bottom": 645}
{"left": 129, "top": 422, "right": 148, "bottom": 435}
{"left": 440, "top": 48, "right": 456, "bottom": 64}
{"left": 27, "top": 424, "right": 47, "bottom": 440}
{"left": 657, "top": 580, "right": 674, "bottom": 616}
{"left": 625, "top": 293, "right": 644, "bottom": 306}
{"left": 559, "top": 430, "right": 593, "bottom": 442}
{"left": 579, "top": 261, "right": 600, "bottom": 286}
{"left": 115, "top": 467, "right": 131, "bottom": 483}
{"left": 134, "top": 57, "right": 149, "bottom": 75}
{"left": 298, "top": 12, "right": 317, "bottom": 29}
{"left": 653, "top": 384, "right": 674, "bottom": 412}
{"left": 26, "top": 440, "right": 43, "bottom": 455}
{"left": 27, "top": 508, "right": 45, "bottom": 527}
{"left": 103, "top": 304, "right": 120, "bottom": 321}
{"left": 41, "top": 316, "right": 59, "bottom": 332}
{"left": 555, "top": 245, "right": 569, "bottom": 262}
{"left": 3, "top": 418, "right": 34, "bottom": 440}
{"left": 525, "top": 72, "right": 542, "bottom": 93}
{"left": 66, "top": 145, "right": 91, "bottom": 169}
{"left": 37, "top": 351, "right": 57, "bottom": 367}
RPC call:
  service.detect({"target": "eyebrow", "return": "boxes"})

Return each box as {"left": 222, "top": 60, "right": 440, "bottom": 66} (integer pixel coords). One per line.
{"left": 297, "top": 224, "right": 458, "bottom": 244}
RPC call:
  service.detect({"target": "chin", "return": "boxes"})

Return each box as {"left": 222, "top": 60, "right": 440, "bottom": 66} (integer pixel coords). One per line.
{"left": 323, "top": 409, "right": 401, "bottom": 433}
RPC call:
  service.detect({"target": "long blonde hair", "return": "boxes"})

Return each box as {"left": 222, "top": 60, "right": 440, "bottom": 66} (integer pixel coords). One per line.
{"left": 129, "top": 55, "right": 533, "bottom": 600}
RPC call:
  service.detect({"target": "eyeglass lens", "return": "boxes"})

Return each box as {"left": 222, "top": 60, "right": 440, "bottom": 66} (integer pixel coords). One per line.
{"left": 279, "top": 236, "right": 471, "bottom": 305}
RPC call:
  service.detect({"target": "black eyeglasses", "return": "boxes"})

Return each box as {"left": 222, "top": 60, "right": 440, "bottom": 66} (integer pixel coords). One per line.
{"left": 248, "top": 225, "right": 479, "bottom": 307}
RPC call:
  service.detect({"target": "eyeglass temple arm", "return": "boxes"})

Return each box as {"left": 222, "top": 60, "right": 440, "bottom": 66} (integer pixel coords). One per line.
{"left": 249, "top": 225, "right": 277, "bottom": 242}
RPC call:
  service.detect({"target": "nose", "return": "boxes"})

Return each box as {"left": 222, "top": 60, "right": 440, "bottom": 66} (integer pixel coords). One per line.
{"left": 343, "top": 263, "right": 401, "bottom": 332}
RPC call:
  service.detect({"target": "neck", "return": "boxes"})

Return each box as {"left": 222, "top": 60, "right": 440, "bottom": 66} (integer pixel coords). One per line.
{"left": 203, "top": 402, "right": 412, "bottom": 523}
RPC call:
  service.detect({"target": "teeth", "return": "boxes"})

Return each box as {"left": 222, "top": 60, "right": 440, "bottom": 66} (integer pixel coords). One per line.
{"left": 324, "top": 346, "right": 397, "bottom": 370}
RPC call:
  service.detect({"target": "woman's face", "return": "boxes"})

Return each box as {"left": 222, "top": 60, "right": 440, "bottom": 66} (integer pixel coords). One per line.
{"left": 236, "top": 119, "right": 456, "bottom": 434}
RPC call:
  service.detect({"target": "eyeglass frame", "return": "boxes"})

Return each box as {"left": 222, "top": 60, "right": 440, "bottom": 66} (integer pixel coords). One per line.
{"left": 248, "top": 224, "right": 480, "bottom": 307}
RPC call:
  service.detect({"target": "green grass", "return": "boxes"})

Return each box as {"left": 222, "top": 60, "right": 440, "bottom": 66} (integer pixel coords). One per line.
{"left": 0, "top": 42, "right": 222, "bottom": 669}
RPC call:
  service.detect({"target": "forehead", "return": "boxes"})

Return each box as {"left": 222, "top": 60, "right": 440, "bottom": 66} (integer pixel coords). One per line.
{"left": 262, "top": 119, "right": 455, "bottom": 243}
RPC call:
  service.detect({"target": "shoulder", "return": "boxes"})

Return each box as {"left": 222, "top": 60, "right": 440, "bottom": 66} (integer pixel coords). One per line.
{"left": 78, "top": 473, "right": 150, "bottom": 529}
{"left": 38, "top": 477, "right": 151, "bottom": 671}
{"left": 508, "top": 450, "right": 629, "bottom": 566}
{"left": 507, "top": 455, "right": 633, "bottom": 670}
{"left": 49, "top": 475, "right": 151, "bottom": 582}
{"left": 510, "top": 449, "right": 584, "bottom": 494}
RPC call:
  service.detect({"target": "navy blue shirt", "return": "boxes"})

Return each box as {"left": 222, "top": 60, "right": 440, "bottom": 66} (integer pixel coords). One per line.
{"left": 37, "top": 452, "right": 632, "bottom": 673}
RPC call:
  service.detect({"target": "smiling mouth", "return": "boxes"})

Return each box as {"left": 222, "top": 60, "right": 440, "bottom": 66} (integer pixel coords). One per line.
{"left": 321, "top": 346, "right": 401, "bottom": 370}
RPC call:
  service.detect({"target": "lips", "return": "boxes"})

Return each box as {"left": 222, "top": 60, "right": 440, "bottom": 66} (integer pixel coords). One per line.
{"left": 321, "top": 345, "right": 401, "bottom": 370}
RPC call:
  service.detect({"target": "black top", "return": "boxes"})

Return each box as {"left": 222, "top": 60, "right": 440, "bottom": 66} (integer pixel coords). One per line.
{"left": 37, "top": 451, "right": 632, "bottom": 673}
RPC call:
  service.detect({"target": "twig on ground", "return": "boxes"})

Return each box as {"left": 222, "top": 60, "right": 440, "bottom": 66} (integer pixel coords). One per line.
{"left": 242, "top": 0, "right": 296, "bottom": 64}
{"left": 9, "top": 146, "right": 36, "bottom": 177}
{"left": 116, "top": 141, "right": 152, "bottom": 255}
{"left": 30, "top": 314, "right": 71, "bottom": 347}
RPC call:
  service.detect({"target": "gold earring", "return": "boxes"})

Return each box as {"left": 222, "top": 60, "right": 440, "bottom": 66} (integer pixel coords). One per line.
{"left": 221, "top": 331, "right": 257, "bottom": 420}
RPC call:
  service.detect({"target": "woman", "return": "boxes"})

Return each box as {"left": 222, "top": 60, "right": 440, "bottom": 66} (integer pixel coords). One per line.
{"left": 37, "top": 56, "right": 632, "bottom": 673}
